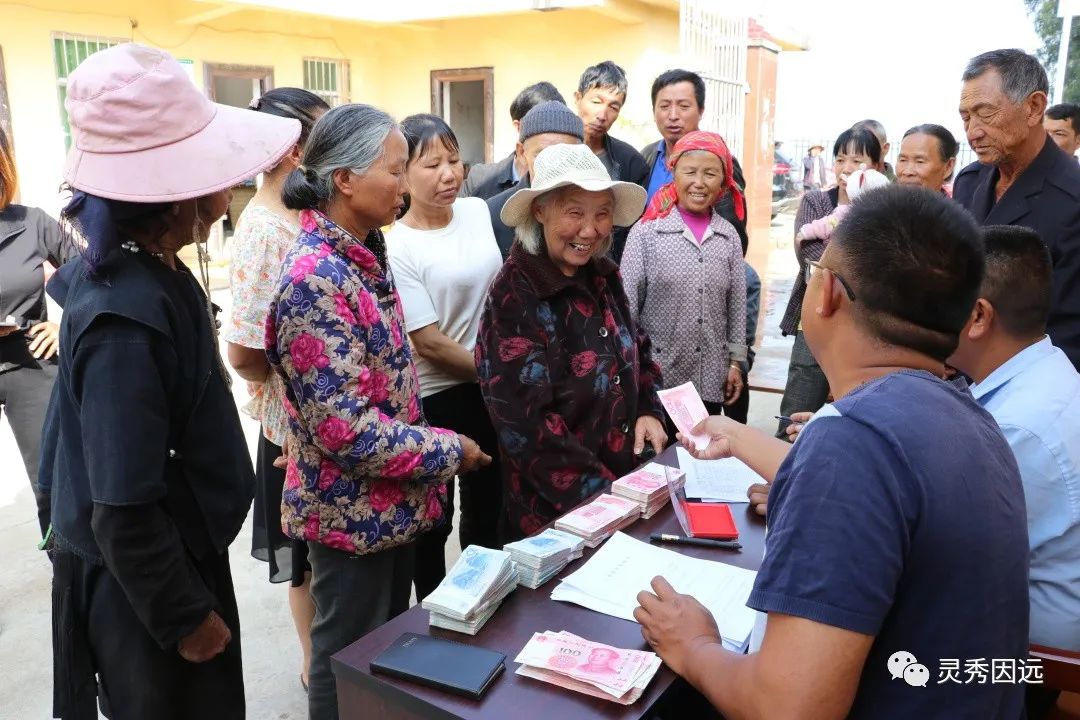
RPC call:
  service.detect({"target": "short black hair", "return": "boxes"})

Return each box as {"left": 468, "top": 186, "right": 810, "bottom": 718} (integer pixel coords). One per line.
{"left": 962, "top": 49, "right": 1048, "bottom": 103}
{"left": 400, "top": 113, "right": 459, "bottom": 163}
{"left": 510, "top": 82, "right": 566, "bottom": 122}
{"left": 1047, "top": 103, "right": 1080, "bottom": 134}
{"left": 650, "top": 69, "right": 705, "bottom": 110}
{"left": 981, "top": 225, "right": 1052, "bottom": 338}
{"left": 832, "top": 126, "right": 882, "bottom": 164}
{"left": 578, "top": 60, "right": 628, "bottom": 97}
{"left": 830, "top": 185, "right": 984, "bottom": 360}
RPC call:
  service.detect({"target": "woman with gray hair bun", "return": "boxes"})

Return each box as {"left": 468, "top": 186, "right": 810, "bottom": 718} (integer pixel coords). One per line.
{"left": 267, "top": 103, "right": 491, "bottom": 720}
{"left": 476, "top": 143, "right": 667, "bottom": 543}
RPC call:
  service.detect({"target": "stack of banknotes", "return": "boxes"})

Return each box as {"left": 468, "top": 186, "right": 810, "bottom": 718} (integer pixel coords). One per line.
{"left": 514, "top": 631, "right": 661, "bottom": 705}
{"left": 554, "top": 494, "right": 641, "bottom": 547}
{"left": 422, "top": 546, "right": 519, "bottom": 635}
{"left": 611, "top": 463, "right": 686, "bottom": 518}
{"left": 503, "top": 529, "right": 582, "bottom": 589}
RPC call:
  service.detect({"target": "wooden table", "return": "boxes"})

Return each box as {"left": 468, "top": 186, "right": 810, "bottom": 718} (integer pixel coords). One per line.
{"left": 332, "top": 446, "right": 767, "bottom": 720}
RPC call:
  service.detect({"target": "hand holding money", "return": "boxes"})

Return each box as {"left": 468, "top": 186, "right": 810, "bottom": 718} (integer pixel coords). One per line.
{"left": 680, "top": 415, "right": 746, "bottom": 461}
{"left": 656, "top": 382, "right": 710, "bottom": 450}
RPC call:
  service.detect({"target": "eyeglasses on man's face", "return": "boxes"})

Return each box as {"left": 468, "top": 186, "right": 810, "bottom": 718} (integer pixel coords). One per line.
{"left": 805, "top": 259, "right": 856, "bottom": 302}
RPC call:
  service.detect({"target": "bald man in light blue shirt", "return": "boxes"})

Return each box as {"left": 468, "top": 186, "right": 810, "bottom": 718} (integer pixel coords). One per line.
{"left": 950, "top": 225, "right": 1080, "bottom": 651}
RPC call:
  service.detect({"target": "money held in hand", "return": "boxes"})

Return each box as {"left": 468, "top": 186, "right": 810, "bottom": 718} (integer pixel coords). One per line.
{"left": 514, "top": 631, "right": 661, "bottom": 704}
{"left": 656, "top": 381, "right": 711, "bottom": 450}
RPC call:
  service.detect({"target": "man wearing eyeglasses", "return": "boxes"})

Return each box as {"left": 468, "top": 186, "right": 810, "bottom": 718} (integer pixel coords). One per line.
{"left": 634, "top": 186, "right": 1029, "bottom": 719}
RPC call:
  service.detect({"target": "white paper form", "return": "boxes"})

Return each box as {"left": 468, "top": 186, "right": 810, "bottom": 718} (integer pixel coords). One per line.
{"left": 550, "top": 532, "right": 757, "bottom": 652}
{"left": 676, "top": 447, "right": 762, "bottom": 503}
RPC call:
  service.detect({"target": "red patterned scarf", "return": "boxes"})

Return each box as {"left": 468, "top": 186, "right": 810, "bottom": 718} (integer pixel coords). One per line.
{"left": 641, "top": 130, "right": 746, "bottom": 222}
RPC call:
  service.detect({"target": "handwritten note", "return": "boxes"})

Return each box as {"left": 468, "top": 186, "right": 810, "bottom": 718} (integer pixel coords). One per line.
{"left": 676, "top": 447, "right": 762, "bottom": 502}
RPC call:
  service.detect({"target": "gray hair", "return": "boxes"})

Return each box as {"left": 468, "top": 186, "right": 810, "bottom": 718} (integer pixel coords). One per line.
{"left": 282, "top": 103, "right": 396, "bottom": 210}
{"left": 962, "top": 49, "right": 1049, "bottom": 104}
{"left": 514, "top": 186, "right": 615, "bottom": 258}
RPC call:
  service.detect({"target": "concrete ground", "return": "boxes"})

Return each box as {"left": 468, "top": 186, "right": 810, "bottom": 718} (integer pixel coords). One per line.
{"left": 0, "top": 215, "right": 796, "bottom": 720}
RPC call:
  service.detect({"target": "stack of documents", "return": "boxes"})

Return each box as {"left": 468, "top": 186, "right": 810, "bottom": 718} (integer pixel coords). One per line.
{"left": 612, "top": 463, "right": 686, "bottom": 518}
{"left": 504, "top": 530, "right": 576, "bottom": 589}
{"left": 514, "top": 630, "right": 661, "bottom": 705}
{"left": 676, "top": 447, "right": 761, "bottom": 502}
{"left": 422, "top": 546, "right": 519, "bottom": 635}
{"left": 554, "top": 494, "right": 641, "bottom": 547}
{"left": 551, "top": 532, "right": 757, "bottom": 653}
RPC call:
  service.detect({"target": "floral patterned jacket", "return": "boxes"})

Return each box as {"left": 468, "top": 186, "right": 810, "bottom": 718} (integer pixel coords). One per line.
{"left": 267, "top": 210, "right": 462, "bottom": 556}
{"left": 476, "top": 242, "right": 664, "bottom": 540}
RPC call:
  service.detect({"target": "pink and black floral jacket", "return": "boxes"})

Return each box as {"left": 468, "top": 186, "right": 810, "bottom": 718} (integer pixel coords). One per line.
{"left": 267, "top": 210, "right": 462, "bottom": 556}
{"left": 476, "top": 242, "right": 664, "bottom": 541}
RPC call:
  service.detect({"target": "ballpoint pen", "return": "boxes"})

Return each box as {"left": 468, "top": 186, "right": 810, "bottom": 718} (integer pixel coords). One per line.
{"left": 649, "top": 533, "right": 742, "bottom": 551}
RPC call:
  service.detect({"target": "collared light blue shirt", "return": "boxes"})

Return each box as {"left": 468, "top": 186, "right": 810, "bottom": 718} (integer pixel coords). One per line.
{"left": 645, "top": 141, "right": 672, "bottom": 202}
{"left": 970, "top": 336, "right": 1080, "bottom": 650}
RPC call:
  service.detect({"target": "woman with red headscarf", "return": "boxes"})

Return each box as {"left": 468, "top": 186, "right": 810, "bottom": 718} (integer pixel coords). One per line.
{"left": 621, "top": 130, "right": 748, "bottom": 423}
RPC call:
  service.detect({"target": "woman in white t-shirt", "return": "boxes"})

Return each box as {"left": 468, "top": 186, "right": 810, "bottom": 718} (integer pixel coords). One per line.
{"left": 386, "top": 114, "right": 504, "bottom": 600}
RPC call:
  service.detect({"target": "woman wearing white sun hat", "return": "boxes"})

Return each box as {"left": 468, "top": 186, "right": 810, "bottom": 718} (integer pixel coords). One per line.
{"left": 39, "top": 43, "right": 299, "bottom": 719}
{"left": 476, "top": 143, "right": 668, "bottom": 542}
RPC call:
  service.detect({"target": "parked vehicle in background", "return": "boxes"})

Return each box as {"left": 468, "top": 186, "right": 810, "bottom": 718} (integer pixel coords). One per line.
{"left": 771, "top": 148, "right": 800, "bottom": 217}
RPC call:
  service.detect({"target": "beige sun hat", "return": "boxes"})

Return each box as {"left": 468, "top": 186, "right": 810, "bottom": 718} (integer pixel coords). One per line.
{"left": 499, "top": 144, "right": 647, "bottom": 228}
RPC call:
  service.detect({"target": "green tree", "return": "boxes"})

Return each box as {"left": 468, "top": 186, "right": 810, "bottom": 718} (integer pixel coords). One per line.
{"left": 1025, "top": 0, "right": 1080, "bottom": 103}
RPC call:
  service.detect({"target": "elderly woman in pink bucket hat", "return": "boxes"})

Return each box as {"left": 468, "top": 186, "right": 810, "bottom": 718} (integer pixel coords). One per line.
{"left": 38, "top": 43, "right": 299, "bottom": 719}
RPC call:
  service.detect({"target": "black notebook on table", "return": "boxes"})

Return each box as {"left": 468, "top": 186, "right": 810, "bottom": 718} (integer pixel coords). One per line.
{"left": 370, "top": 632, "right": 506, "bottom": 700}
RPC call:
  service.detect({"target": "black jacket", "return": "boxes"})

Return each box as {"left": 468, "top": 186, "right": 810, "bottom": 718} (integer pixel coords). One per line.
{"left": 603, "top": 134, "right": 650, "bottom": 262}
{"left": 461, "top": 153, "right": 518, "bottom": 201}
{"left": 0, "top": 205, "right": 68, "bottom": 371}
{"left": 487, "top": 178, "right": 527, "bottom": 260}
{"left": 40, "top": 250, "right": 255, "bottom": 649}
{"left": 641, "top": 139, "right": 749, "bottom": 255}
{"left": 953, "top": 136, "right": 1080, "bottom": 369}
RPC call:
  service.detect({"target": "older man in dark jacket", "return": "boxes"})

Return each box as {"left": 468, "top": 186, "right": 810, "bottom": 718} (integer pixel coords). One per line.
{"left": 486, "top": 102, "right": 584, "bottom": 258}
{"left": 954, "top": 49, "right": 1080, "bottom": 370}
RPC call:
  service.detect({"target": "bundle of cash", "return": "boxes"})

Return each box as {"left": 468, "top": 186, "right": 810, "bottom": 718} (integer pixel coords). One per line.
{"left": 538, "top": 528, "right": 586, "bottom": 560}
{"left": 554, "top": 494, "right": 641, "bottom": 547}
{"left": 422, "top": 546, "right": 519, "bottom": 635}
{"left": 514, "top": 630, "right": 661, "bottom": 705}
{"left": 503, "top": 529, "right": 578, "bottom": 589}
{"left": 612, "top": 463, "right": 687, "bottom": 518}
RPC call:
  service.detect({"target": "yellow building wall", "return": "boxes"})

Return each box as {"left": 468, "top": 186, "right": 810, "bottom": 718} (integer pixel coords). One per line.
{"left": 1, "top": 0, "right": 680, "bottom": 214}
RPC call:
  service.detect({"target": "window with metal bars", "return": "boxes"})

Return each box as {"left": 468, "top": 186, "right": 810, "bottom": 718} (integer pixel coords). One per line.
{"left": 53, "top": 33, "right": 123, "bottom": 151}
{"left": 303, "top": 58, "right": 349, "bottom": 107}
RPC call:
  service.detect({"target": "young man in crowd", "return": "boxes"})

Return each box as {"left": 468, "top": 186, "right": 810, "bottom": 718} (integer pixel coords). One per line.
{"left": 574, "top": 60, "right": 649, "bottom": 260}
{"left": 641, "top": 69, "right": 748, "bottom": 253}
{"left": 460, "top": 81, "right": 565, "bottom": 200}
{"left": 1045, "top": 102, "right": 1080, "bottom": 159}
{"left": 635, "top": 186, "right": 1029, "bottom": 719}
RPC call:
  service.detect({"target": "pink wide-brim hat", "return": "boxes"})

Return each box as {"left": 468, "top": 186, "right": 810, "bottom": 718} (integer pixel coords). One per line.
{"left": 63, "top": 43, "right": 300, "bottom": 203}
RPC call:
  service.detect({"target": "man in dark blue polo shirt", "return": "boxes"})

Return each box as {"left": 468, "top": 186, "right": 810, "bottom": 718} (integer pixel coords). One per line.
{"left": 635, "top": 186, "right": 1030, "bottom": 719}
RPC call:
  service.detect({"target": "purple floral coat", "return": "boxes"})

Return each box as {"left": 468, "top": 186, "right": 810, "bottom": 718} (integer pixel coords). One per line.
{"left": 267, "top": 210, "right": 462, "bottom": 556}
{"left": 476, "top": 242, "right": 664, "bottom": 540}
